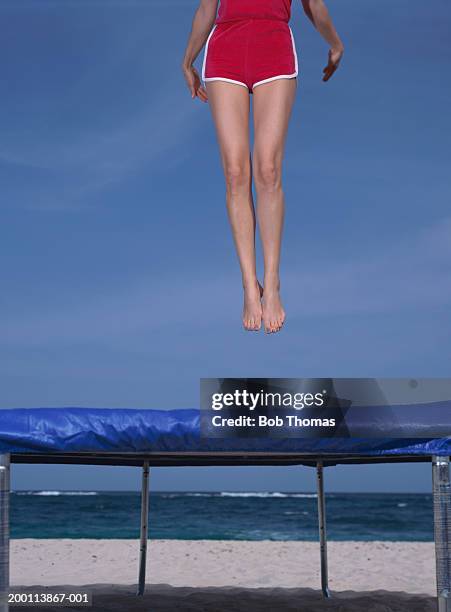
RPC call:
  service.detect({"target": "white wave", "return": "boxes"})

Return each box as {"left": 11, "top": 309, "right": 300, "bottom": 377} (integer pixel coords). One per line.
{"left": 290, "top": 494, "right": 317, "bottom": 499}
{"left": 14, "top": 491, "right": 98, "bottom": 496}
{"left": 182, "top": 493, "right": 214, "bottom": 497}
{"left": 397, "top": 502, "right": 408, "bottom": 508}
{"left": 163, "top": 493, "right": 214, "bottom": 498}
{"left": 162, "top": 492, "right": 317, "bottom": 499}
{"left": 220, "top": 492, "right": 317, "bottom": 499}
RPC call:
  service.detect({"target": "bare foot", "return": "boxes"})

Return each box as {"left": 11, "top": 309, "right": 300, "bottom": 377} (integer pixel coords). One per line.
{"left": 262, "top": 286, "right": 285, "bottom": 333}
{"left": 242, "top": 281, "right": 264, "bottom": 331}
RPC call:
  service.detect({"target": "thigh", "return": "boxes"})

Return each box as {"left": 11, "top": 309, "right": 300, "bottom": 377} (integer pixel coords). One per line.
{"left": 206, "top": 81, "right": 251, "bottom": 168}
{"left": 252, "top": 79, "right": 297, "bottom": 165}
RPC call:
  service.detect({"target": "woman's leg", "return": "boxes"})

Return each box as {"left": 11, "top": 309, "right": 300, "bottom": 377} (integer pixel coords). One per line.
{"left": 207, "top": 81, "right": 263, "bottom": 331}
{"left": 252, "top": 79, "right": 297, "bottom": 333}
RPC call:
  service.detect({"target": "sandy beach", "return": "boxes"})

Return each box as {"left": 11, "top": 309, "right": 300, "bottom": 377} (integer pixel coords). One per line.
{"left": 9, "top": 539, "right": 437, "bottom": 611}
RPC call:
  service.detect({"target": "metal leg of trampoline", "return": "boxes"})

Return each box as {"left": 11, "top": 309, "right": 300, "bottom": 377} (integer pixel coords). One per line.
{"left": 316, "top": 461, "right": 331, "bottom": 598}
{"left": 432, "top": 456, "right": 451, "bottom": 612}
{"left": 0, "top": 454, "right": 10, "bottom": 612}
{"left": 137, "top": 462, "right": 150, "bottom": 596}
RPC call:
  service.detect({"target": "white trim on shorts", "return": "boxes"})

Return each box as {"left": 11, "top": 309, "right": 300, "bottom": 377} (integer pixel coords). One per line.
{"left": 203, "top": 77, "right": 249, "bottom": 89}
{"left": 202, "top": 26, "right": 216, "bottom": 81}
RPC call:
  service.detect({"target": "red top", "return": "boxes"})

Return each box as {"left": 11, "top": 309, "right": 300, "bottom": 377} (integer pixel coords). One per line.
{"left": 215, "top": 0, "right": 292, "bottom": 23}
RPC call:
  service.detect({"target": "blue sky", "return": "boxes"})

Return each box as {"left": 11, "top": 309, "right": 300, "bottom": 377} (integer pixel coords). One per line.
{"left": 1, "top": 0, "right": 450, "bottom": 492}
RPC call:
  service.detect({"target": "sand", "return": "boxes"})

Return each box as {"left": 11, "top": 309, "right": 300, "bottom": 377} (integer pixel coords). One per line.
{"left": 9, "top": 539, "right": 437, "bottom": 611}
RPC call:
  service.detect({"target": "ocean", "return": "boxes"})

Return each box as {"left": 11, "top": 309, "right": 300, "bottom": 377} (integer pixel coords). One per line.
{"left": 10, "top": 491, "right": 433, "bottom": 541}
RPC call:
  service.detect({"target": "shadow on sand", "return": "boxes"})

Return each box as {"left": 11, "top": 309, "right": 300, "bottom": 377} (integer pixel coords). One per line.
{"left": 12, "top": 584, "right": 436, "bottom": 611}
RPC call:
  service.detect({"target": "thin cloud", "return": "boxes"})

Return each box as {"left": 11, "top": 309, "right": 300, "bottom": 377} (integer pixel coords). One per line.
{"left": 0, "top": 3, "right": 205, "bottom": 211}
{"left": 0, "top": 88, "right": 203, "bottom": 211}
{"left": 285, "top": 217, "right": 451, "bottom": 316}
{"left": 1, "top": 218, "right": 450, "bottom": 347}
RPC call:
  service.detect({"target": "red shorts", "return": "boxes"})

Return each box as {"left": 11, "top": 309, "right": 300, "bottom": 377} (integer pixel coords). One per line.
{"left": 202, "top": 19, "right": 298, "bottom": 93}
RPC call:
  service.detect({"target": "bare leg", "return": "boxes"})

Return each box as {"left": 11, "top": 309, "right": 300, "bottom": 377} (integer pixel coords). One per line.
{"left": 207, "top": 81, "right": 263, "bottom": 331}
{"left": 253, "top": 79, "right": 296, "bottom": 333}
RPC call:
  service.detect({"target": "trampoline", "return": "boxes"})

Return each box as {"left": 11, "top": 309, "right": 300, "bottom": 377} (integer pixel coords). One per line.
{"left": 0, "top": 407, "right": 450, "bottom": 611}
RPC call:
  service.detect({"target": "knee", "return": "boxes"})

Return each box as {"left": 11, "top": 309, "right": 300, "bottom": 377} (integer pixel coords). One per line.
{"left": 224, "top": 163, "right": 250, "bottom": 195}
{"left": 253, "top": 160, "right": 281, "bottom": 192}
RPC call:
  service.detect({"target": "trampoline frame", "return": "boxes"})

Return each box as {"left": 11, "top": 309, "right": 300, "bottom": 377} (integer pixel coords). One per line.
{"left": 0, "top": 453, "right": 450, "bottom": 612}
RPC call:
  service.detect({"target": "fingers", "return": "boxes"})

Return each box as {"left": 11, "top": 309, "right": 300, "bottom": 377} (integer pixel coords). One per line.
{"left": 183, "top": 66, "right": 208, "bottom": 101}
{"left": 187, "top": 81, "right": 207, "bottom": 103}
{"left": 184, "top": 73, "right": 196, "bottom": 98}
{"left": 322, "top": 63, "right": 337, "bottom": 82}
{"left": 197, "top": 85, "right": 208, "bottom": 103}
{"left": 322, "top": 60, "right": 339, "bottom": 82}
{"left": 322, "top": 48, "right": 343, "bottom": 82}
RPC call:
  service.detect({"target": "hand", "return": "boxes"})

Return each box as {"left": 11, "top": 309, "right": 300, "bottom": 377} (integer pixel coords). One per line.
{"left": 322, "top": 46, "right": 344, "bottom": 82}
{"left": 182, "top": 64, "right": 208, "bottom": 102}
